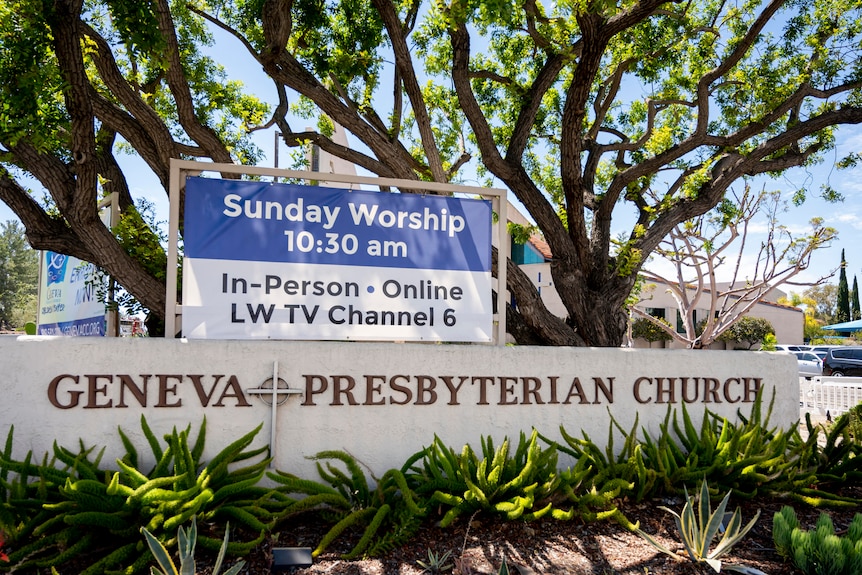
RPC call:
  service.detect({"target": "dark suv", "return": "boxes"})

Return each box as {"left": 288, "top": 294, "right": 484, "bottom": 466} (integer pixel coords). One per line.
{"left": 822, "top": 347, "right": 862, "bottom": 377}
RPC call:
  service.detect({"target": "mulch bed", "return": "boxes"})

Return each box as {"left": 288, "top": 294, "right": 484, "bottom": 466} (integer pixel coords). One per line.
{"left": 225, "top": 490, "right": 860, "bottom": 574}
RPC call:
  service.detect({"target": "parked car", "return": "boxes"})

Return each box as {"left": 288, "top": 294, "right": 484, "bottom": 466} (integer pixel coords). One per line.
{"left": 793, "top": 351, "right": 823, "bottom": 378}
{"left": 775, "top": 344, "right": 811, "bottom": 352}
{"left": 822, "top": 347, "right": 862, "bottom": 377}
{"left": 810, "top": 345, "right": 841, "bottom": 361}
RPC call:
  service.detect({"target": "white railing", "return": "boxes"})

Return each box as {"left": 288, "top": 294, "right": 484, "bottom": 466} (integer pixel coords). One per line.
{"left": 800, "top": 376, "right": 862, "bottom": 419}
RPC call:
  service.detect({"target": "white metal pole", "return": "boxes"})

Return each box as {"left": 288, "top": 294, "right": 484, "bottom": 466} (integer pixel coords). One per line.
{"left": 270, "top": 360, "right": 279, "bottom": 463}
{"left": 496, "top": 197, "right": 508, "bottom": 346}
{"left": 166, "top": 160, "right": 183, "bottom": 338}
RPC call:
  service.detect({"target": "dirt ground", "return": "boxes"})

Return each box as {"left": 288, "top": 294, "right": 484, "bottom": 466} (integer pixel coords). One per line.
{"left": 228, "top": 494, "right": 856, "bottom": 575}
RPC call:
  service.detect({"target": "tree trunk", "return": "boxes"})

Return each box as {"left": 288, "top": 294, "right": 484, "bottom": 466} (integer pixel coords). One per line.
{"left": 555, "top": 261, "right": 633, "bottom": 347}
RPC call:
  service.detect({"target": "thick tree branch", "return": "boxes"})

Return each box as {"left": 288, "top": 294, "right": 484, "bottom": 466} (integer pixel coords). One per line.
{"left": 493, "top": 247, "right": 584, "bottom": 345}
{"left": 88, "top": 88, "right": 172, "bottom": 189}
{"left": 449, "top": 20, "right": 572, "bottom": 265}
{"left": 42, "top": 1, "right": 168, "bottom": 319}
{"left": 638, "top": 105, "right": 862, "bottom": 259}
{"left": 93, "top": 128, "right": 133, "bottom": 212}
{"left": 260, "top": 52, "right": 420, "bottom": 180}
{"left": 505, "top": 53, "right": 567, "bottom": 161}
{"left": 8, "top": 142, "right": 77, "bottom": 211}
{"left": 279, "top": 130, "right": 402, "bottom": 178}
{"left": 155, "top": 0, "right": 234, "bottom": 165}
{"left": 372, "top": 0, "right": 447, "bottom": 183}
{"left": 0, "top": 167, "right": 94, "bottom": 259}
{"left": 82, "top": 22, "right": 180, "bottom": 188}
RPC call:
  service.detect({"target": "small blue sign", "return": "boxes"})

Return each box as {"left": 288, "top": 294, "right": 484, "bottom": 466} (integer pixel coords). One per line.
{"left": 46, "top": 252, "right": 68, "bottom": 285}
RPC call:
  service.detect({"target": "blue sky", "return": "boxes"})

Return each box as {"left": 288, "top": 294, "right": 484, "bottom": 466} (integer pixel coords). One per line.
{"left": 2, "top": 23, "right": 861, "bottom": 295}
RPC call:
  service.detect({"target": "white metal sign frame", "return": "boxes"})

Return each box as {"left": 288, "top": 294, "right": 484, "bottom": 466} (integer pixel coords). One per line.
{"left": 167, "top": 159, "right": 508, "bottom": 345}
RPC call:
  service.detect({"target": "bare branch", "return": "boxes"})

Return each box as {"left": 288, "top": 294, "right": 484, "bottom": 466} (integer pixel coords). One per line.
{"left": 637, "top": 185, "right": 835, "bottom": 347}
{"left": 189, "top": 5, "right": 265, "bottom": 67}
{"left": 372, "top": 0, "right": 447, "bottom": 182}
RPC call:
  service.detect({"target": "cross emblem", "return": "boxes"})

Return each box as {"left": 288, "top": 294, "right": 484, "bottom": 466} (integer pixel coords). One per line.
{"left": 246, "top": 361, "right": 303, "bottom": 464}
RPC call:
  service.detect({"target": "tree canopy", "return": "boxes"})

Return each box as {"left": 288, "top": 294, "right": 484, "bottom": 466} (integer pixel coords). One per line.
{"left": 0, "top": 220, "right": 38, "bottom": 329}
{"left": 803, "top": 283, "right": 840, "bottom": 325}
{"left": 852, "top": 276, "right": 860, "bottom": 321}
{"left": 1, "top": 0, "right": 860, "bottom": 345}
{"left": 716, "top": 316, "right": 775, "bottom": 350}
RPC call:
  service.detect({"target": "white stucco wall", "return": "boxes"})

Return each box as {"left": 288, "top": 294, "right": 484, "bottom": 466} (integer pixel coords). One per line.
{"left": 0, "top": 338, "right": 798, "bottom": 480}
{"left": 634, "top": 281, "right": 804, "bottom": 348}
{"left": 518, "top": 262, "right": 566, "bottom": 317}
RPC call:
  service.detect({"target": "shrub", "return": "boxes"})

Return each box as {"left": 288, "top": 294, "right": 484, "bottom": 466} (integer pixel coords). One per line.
{"left": 142, "top": 516, "right": 245, "bottom": 575}
{"left": 556, "top": 391, "right": 819, "bottom": 505}
{"left": 268, "top": 449, "right": 426, "bottom": 558}
{"left": 716, "top": 316, "right": 775, "bottom": 350}
{"left": 773, "top": 506, "right": 862, "bottom": 575}
{"left": 798, "top": 412, "right": 862, "bottom": 495}
{"left": 845, "top": 404, "right": 862, "bottom": 442}
{"left": 407, "top": 430, "right": 563, "bottom": 527}
{"left": 1, "top": 398, "right": 860, "bottom": 570}
{"left": 631, "top": 317, "right": 673, "bottom": 343}
{"left": 0, "top": 417, "right": 282, "bottom": 574}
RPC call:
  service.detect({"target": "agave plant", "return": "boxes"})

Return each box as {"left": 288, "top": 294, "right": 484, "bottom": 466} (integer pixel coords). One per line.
{"left": 416, "top": 549, "right": 453, "bottom": 573}
{"left": 141, "top": 516, "right": 245, "bottom": 575}
{"left": 636, "top": 479, "right": 763, "bottom": 574}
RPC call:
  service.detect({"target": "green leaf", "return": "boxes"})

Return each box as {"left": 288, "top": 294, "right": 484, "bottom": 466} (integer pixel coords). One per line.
{"left": 141, "top": 526, "right": 179, "bottom": 575}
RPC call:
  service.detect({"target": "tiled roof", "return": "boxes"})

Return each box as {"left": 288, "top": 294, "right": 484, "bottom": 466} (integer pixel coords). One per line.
{"left": 528, "top": 234, "right": 552, "bottom": 260}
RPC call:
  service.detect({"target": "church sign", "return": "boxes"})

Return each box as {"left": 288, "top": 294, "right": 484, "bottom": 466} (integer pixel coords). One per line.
{"left": 182, "top": 178, "right": 493, "bottom": 342}
{"left": 0, "top": 339, "right": 798, "bottom": 481}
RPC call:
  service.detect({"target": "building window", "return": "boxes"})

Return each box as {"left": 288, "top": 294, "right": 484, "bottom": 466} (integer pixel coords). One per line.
{"left": 676, "top": 310, "right": 700, "bottom": 333}
{"left": 310, "top": 144, "right": 320, "bottom": 172}
{"left": 644, "top": 307, "right": 665, "bottom": 320}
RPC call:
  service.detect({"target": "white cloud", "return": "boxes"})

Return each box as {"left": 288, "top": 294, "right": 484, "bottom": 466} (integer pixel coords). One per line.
{"left": 837, "top": 125, "right": 862, "bottom": 156}
{"left": 834, "top": 212, "right": 862, "bottom": 230}
{"left": 745, "top": 220, "right": 771, "bottom": 234}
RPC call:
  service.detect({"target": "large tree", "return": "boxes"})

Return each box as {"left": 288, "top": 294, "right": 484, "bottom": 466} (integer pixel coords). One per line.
{"left": 779, "top": 291, "right": 824, "bottom": 342}
{"left": 1, "top": 0, "right": 860, "bottom": 345}
{"left": 837, "top": 249, "right": 851, "bottom": 323}
{"left": 803, "top": 283, "right": 840, "bottom": 325}
{"left": 0, "top": 0, "right": 268, "bottom": 332}
{"left": 852, "top": 276, "right": 861, "bottom": 321}
{"left": 0, "top": 220, "right": 38, "bottom": 329}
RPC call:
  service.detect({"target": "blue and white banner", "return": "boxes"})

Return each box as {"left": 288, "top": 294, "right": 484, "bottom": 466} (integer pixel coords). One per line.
{"left": 182, "top": 178, "right": 493, "bottom": 341}
{"left": 37, "top": 252, "right": 106, "bottom": 336}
